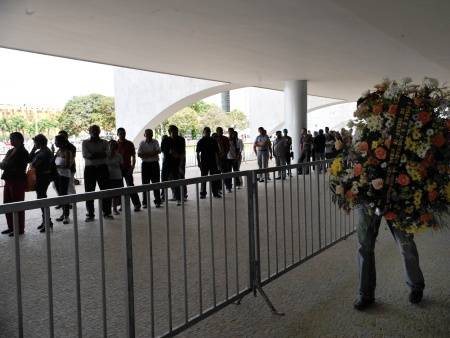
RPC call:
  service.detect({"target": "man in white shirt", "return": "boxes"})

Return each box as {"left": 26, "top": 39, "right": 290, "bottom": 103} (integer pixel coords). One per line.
{"left": 253, "top": 127, "right": 272, "bottom": 182}
{"left": 138, "top": 129, "right": 162, "bottom": 208}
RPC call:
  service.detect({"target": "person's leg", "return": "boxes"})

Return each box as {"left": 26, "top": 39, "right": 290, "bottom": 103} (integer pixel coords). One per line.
{"left": 84, "top": 166, "right": 97, "bottom": 217}
{"left": 170, "top": 162, "right": 182, "bottom": 201}
{"left": 356, "top": 207, "right": 381, "bottom": 304}
{"left": 389, "top": 225, "right": 425, "bottom": 294}
{"left": 68, "top": 172, "right": 76, "bottom": 194}
{"left": 160, "top": 160, "right": 169, "bottom": 201}
{"left": 36, "top": 176, "right": 48, "bottom": 224}
{"left": 275, "top": 156, "right": 281, "bottom": 178}
{"left": 257, "top": 151, "right": 263, "bottom": 180}
{"left": 123, "top": 170, "right": 141, "bottom": 209}
{"left": 3, "top": 181, "right": 13, "bottom": 231}
{"left": 200, "top": 164, "right": 208, "bottom": 197}
{"left": 262, "top": 151, "right": 269, "bottom": 181}
{"left": 59, "top": 176, "right": 70, "bottom": 219}
{"left": 141, "top": 162, "right": 150, "bottom": 207}
{"left": 280, "top": 156, "right": 287, "bottom": 178}
{"left": 150, "top": 162, "right": 161, "bottom": 206}
{"left": 210, "top": 164, "right": 221, "bottom": 196}
{"left": 225, "top": 159, "right": 233, "bottom": 190}
{"left": 96, "top": 164, "right": 112, "bottom": 216}
{"left": 7, "top": 180, "right": 26, "bottom": 232}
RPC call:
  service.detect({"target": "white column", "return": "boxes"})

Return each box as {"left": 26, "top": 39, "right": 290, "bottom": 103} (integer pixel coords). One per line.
{"left": 284, "top": 80, "right": 307, "bottom": 161}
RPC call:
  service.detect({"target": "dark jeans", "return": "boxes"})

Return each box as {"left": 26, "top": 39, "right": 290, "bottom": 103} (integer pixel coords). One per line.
{"left": 122, "top": 168, "right": 141, "bottom": 208}
{"left": 314, "top": 151, "right": 325, "bottom": 172}
{"left": 200, "top": 162, "right": 220, "bottom": 196}
{"left": 142, "top": 161, "right": 161, "bottom": 206}
{"left": 4, "top": 179, "right": 26, "bottom": 233}
{"left": 55, "top": 174, "right": 70, "bottom": 217}
{"left": 356, "top": 207, "right": 425, "bottom": 299}
{"left": 84, "top": 164, "right": 111, "bottom": 217}
{"left": 109, "top": 178, "right": 124, "bottom": 208}
{"left": 36, "top": 174, "right": 52, "bottom": 223}
{"left": 160, "top": 159, "right": 185, "bottom": 201}
{"left": 225, "top": 159, "right": 241, "bottom": 189}
{"left": 298, "top": 148, "right": 311, "bottom": 174}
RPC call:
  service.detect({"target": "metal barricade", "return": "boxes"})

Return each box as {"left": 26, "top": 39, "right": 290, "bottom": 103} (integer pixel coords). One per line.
{"left": 0, "top": 160, "right": 355, "bottom": 337}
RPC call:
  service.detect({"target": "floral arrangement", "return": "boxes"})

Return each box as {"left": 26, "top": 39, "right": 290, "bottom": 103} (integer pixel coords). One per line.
{"left": 329, "top": 78, "right": 450, "bottom": 233}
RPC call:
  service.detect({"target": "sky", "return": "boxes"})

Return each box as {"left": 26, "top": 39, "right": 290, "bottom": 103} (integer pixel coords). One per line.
{"left": 0, "top": 48, "right": 114, "bottom": 109}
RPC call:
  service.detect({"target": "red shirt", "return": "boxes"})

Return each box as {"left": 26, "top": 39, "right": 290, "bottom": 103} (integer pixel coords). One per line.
{"left": 117, "top": 139, "right": 136, "bottom": 171}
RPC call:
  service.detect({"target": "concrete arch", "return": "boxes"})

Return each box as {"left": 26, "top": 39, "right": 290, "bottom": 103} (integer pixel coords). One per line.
{"left": 114, "top": 68, "right": 242, "bottom": 144}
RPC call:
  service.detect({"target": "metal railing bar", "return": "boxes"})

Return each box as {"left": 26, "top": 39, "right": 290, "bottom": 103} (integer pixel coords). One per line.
{"left": 208, "top": 183, "right": 217, "bottom": 307}
{"left": 163, "top": 189, "right": 173, "bottom": 333}
{"left": 296, "top": 172, "right": 301, "bottom": 261}
{"left": 222, "top": 180, "right": 229, "bottom": 301}
{"left": 181, "top": 190, "right": 189, "bottom": 324}
{"left": 44, "top": 207, "right": 55, "bottom": 338}
{"left": 302, "top": 165, "right": 308, "bottom": 257}
{"left": 146, "top": 191, "right": 155, "bottom": 338}
{"left": 273, "top": 171, "right": 279, "bottom": 273}
{"left": 323, "top": 169, "right": 327, "bottom": 246}
{"left": 264, "top": 177, "right": 270, "bottom": 279}
{"left": 309, "top": 169, "right": 313, "bottom": 254}
{"left": 98, "top": 199, "right": 108, "bottom": 338}
{"left": 316, "top": 170, "right": 322, "bottom": 250}
{"left": 281, "top": 172, "right": 287, "bottom": 269}
{"left": 289, "top": 173, "right": 294, "bottom": 265}
{"left": 72, "top": 203, "right": 82, "bottom": 338}
{"left": 195, "top": 184, "right": 203, "bottom": 314}
{"left": 233, "top": 182, "right": 239, "bottom": 296}
{"left": 13, "top": 212, "right": 23, "bottom": 338}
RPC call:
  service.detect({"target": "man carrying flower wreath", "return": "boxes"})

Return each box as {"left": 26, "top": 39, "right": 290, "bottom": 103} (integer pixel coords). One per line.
{"left": 329, "top": 78, "right": 449, "bottom": 311}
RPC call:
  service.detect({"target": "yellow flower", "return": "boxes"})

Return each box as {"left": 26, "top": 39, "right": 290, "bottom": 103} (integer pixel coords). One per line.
{"left": 413, "top": 191, "right": 422, "bottom": 208}
{"left": 330, "top": 158, "right": 343, "bottom": 176}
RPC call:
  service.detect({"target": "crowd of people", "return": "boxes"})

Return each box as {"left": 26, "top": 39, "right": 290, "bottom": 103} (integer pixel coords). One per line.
{"left": 0, "top": 124, "right": 348, "bottom": 237}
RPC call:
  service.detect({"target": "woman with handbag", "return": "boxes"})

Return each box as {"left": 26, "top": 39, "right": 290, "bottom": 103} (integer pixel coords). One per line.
{"left": 30, "top": 134, "right": 54, "bottom": 232}
{"left": 0, "top": 132, "right": 29, "bottom": 236}
{"left": 53, "top": 134, "right": 74, "bottom": 227}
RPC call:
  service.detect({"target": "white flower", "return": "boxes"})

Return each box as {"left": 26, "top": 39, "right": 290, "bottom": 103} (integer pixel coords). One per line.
{"left": 423, "top": 77, "right": 439, "bottom": 89}
{"left": 386, "top": 120, "right": 393, "bottom": 128}
{"left": 426, "top": 129, "right": 434, "bottom": 136}
{"left": 415, "top": 121, "right": 423, "bottom": 128}
{"left": 380, "top": 162, "right": 387, "bottom": 168}
{"left": 400, "top": 155, "right": 407, "bottom": 163}
{"left": 366, "top": 115, "right": 383, "bottom": 131}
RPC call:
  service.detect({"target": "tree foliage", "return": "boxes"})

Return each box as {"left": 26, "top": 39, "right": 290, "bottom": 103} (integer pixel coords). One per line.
{"left": 59, "top": 94, "right": 115, "bottom": 136}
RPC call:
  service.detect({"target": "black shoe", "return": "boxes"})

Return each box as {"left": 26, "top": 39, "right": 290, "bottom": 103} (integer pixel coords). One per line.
{"left": 40, "top": 223, "right": 53, "bottom": 233}
{"left": 103, "top": 214, "right": 114, "bottom": 220}
{"left": 200, "top": 195, "right": 206, "bottom": 199}
{"left": 63, "top": 217, "right": 70, "bottom": 225}
{"left": 213, "top": 194, "right": 222, "bottom": 199}
{"left": 276, "top": 177, "right": 282, "bottom": 180}
{"left": 142, "top": 204, "right": 148, "bottom": 209}
{"left": 353, "top": 297, "right": 375, "bottom": 311}
{"left": 85, "top": 216, "right": 95, "bottom": 222}
{"left": 177, "top": 200, "right": 182, "bottom": 206}
{"left": 10, "top": 231, "right": 24, "bottom": 237}
{"left": 1, "top": 229, "right": 13, "bottom": 235}
{"left": 56, "top": 215, "right": 65, "bottom": 222}
{"left": 37, "top": 224, "right": 45, "bottom": 230}
{"left": 55, "top": 205, "right": 62, "bottom": 210}
{"left": 155, "top": 204, "right": 161, "bottom": 208}
{"left": 409, "top": 290, "right": 423, "bottom": 304}
{"left": 134, "top": 206, "right": 141, "bottom": 212}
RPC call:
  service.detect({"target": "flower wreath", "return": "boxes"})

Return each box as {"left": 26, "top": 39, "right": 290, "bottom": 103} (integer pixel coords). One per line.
{"left": 329, "top": 78, "right": 450, "bottom": 233}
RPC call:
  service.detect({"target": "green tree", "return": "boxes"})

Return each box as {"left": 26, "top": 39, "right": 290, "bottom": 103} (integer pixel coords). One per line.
{"left": 167, "top": 107, "right": 201, "bottom": 138}
{"left": 6, "top": 115, "right": 27, "bottom": 134}
{"left": 225, "top": 109, "right": 249, "bottom": 130}
{"left": 59, "top": 94, "right": 115, "bottom": 136}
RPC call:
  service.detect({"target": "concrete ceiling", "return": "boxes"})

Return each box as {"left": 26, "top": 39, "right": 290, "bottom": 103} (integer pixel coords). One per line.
{"left": 1, "top": 0, "right": 449, "bottom": 101}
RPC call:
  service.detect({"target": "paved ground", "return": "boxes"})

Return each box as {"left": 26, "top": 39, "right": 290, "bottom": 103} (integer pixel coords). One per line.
{"left": 0, "top": 161, "right": 449, "bottom": 337}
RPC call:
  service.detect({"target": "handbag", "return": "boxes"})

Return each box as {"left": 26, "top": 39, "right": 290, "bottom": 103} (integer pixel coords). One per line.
{"left": 25, "top": 167, "right": 37, "bottom": 192}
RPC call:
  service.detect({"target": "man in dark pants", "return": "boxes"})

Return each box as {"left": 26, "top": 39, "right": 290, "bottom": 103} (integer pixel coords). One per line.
{"left": 283, "top": 129, "right": 293, "bottom": 176}
{"left": 196, "top": 127, "right": 221, "bottom": 198}
{"left": 1, "top": 132, "right": 29, "bottom": 236}
{"left": 354, "top": 206, "right": 425, "bottom": 310}
{"left": 138, "top": 129, "right": 161, "bottom": 208}
{"left": 216, "top": 127, "right": 230, "bottom": 193}
{"left": 298, "top": 128, "right": 312, "bottom": 174}
{"left": 82, "top": 125, "right": 112, "bottom": 221}
{"left": 313, "top": 129, "right": 326, "bottom": 173}
{"left": 117, "top": 127, "right": 141, "bottom": 211}
{"left": 160, "top": 125, "right": 186, "bottom": 205}
{"left": 30, "top": 134, "right": 54, "bottom": 229}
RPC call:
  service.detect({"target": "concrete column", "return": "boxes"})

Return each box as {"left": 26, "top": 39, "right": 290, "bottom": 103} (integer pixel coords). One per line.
{"left": 284, "top": 80, "right": 307, "bottom": 161}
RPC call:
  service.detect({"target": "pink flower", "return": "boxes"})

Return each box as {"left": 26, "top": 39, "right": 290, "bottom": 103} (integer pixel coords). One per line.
{"left": 371, "top": 178, "right": 384, "bottom": 190}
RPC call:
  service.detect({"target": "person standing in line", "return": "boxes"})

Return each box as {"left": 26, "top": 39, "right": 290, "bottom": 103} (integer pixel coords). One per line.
{"left": 325, "top": 129, "right": 335, "bottom": 160}
{"left": 225, "top": 130, "right": 242, "bottom": 191}
{"left": 216, "top": 127, "right": 230, "bottom": 193}
{"left": 282, "top": 128, "right": 293, "bottom": 176}
{"left": 138, "top": 129, "right": 162, "bottom": 208}
{"left": 196, "top": 127, "right": 221, "bottom": 198}
{"left": 29, "top": 134, "right": 54, "bottom": 230}
{"left": 107, "top": 140, "right": 124, "bottom": 215}
{"left": 298, "top": 128, "right": 312, "bottom": 174}
{"left": 53, "top": 134, "right": 74, "bottom": 227}
{"left": 313, "top": 129, "right": 326, "bottom": 173}
{"left": 0, "top": 132, "right": 29, "bottom": 236}
{"left": 160, "top": 125, "right": 186, "bottom": 205}
{"left": 236, "top": 133, "right": 245, "bottom": 175}
{"left": 273, "top": 130, "right": 288, "bottom": 179}
{"left": 82, "top": 125, "right": 112, "bottom": 221}
{"left": 253, "top": 127, "right": 272, "bottom": 182}
{"left": 58, "top": 130, "right": 77, "bottom": 195}
{"left": 117, "top": 127, "right": 141, "bottom": 211}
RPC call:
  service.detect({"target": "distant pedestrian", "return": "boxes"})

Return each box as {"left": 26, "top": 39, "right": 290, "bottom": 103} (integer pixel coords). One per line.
{"left": 1, "top": 132, "right": 29, "bottom": 236}
{"left": 313, "top": 129, "right": 326, "bottom": 172}
{"left": 117, "top": 127, "right": 141, "bottom": 211}
{"left": 253, "top": 127, "right": 272, "bottom": 182}
{"left": 298, "top": 128, "right": 312, "bottom": 174}
{"left": 58, "top": 130, "right": 77, "bottom": 194}
{"left": 53, "top": 134, "right": 74, "bottom": 227}
{"left": 283, "top": 128, "right": 293, "bottom": 175}
{"left": 226, "top": 130, "right": 242, "bottom": 190}
{"left": 138, "top": 129, "right": 162, "bottom": 208}
{"left": 30, "top": 134, "right": 54, "bottom": 230}
{"left": 82, "top": 125, "right": 112, "bottom": 221}
{"left": 107, "top": 140, "right": 124, "bottom": 215}
{"left": 196, "top": 127, "right": 221, "bottom": 198}
{"left": 273, "top": 130, "right": 289, "bottom": 179}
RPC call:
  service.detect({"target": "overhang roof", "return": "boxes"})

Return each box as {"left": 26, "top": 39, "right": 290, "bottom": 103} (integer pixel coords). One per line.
{"left": 1, "top": 0, "right": 449, "bottom": 101}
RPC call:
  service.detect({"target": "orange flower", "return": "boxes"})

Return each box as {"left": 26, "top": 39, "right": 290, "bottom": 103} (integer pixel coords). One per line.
{"left": 374, "top": 147, "right": 387, "bottom": 160}
{"left": 367, "top": 157, "right": 379, "bottom": 166}
{"left": 357, "top": 141, "right": 369, "bottom": 153}
{"left": 432, "top": 133, "right": 446, "bottom": 147}
{"left": 345, "top": 190, "right": 354, "bottom": 200}
{"left": 372, "top": 104, "right": 383, "bottom": 114}
{"left": 396, "top": 173, "right": 410, "bottom": 186}
{"left": 353, "top": 163, "right": 363, "bottom": 177}
{"left": 384, "top": 211, "right": 397, "bottom": 221}
{"left": 388, "top": 105, "right": 398, "bottom": 115}
{"left": 419, "top": 213, "right": 433, "bottom": 224}
{"left": 428, "top": 190, "right": 438, "bottom": 202}
{"left": 417, "top": 111, "right": 431, "bottom": 124}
